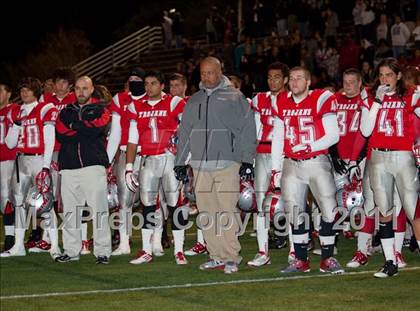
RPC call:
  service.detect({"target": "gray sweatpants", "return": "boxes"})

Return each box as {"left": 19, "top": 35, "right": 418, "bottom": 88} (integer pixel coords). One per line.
{"left": 61, "top": 165, "right": 111, "bottom": 258}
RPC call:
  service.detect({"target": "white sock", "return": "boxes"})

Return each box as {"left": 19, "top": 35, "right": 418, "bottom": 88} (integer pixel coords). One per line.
{"left": 417, "top": 240, "right": 420, "bottom": 248}
{"left": 5, "top": 225, "right": 14, "bottom": 236}
{"left": 197, "top": 229, "right": 205, "bottom": 245}
{"left": 14, "top": 228, "right": 26, "bottom": 248}
{"left": 404, "top": 224, "right": 412, "bottom": 239}
{"left": 256, "top": 215, "right": 268, "bottom": 253}
{"left": 381, "top": 238, "right": 395, "bottom": 263}
{"left": 81, "top": 222, "right": 88, "bottom": 241}
{"left": 288, "top": 224, "right": 294, "bottom": 253}
{"left": 394, "top": 232, "right": 405, "bottom": 254}
{"left": 47, "top": 211, "right": 59, "bottom": 251}
{"left": 172, "top": 229, "right": 185, "bottom": 254}
{"left": 153, "top": 226, "right": 163, "bottom": 250}
{"left": 141, "top": 228, "right": 153, "bottom": 254}
{"left": 357, "top": 232, "right": 372, "bottom": 255}
{"left": 42, "top": 229, "right": 50, "bottom": 244}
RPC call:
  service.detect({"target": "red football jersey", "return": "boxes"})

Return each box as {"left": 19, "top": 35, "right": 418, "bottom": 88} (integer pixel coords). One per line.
{"left": 274, "top": 89, "right": 337, "bottom": 159}
{"left": 127, "top": 94, "right": 185, "bottom": 156}
{"left": 252, "top": 92, "right": 279, "bottom": 154}
{"left": 9, "top": 102, "right": 58, "bottom": 154}
{"left": 363, "top": 91, "right": 419, "bottom": 151}
{"left": 0, "top": 103, "right": 18, "bottom": 161}
{"left": 42, "top": 92, "right": 76, "bottom": 151}
{"left": 334, "top": 90, "right": 365, "bottom": 159}
{"left": 108, "top": 91, "right": 146, "bottom": 147}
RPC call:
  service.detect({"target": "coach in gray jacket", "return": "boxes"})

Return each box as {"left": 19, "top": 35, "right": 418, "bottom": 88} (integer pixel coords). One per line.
{"left": 174, "top": 57, "right": 256, "bottom": 274}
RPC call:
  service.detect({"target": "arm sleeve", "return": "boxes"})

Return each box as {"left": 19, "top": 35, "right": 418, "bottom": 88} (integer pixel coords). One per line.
{"left": 106, "top": 112, "right": 122, "bottom": 163}
{"left": 128, "top": 120, "right": 139, "bottom": 144}
{"left": 310, "top": 113, "right": 339, "bottom": 152}
{"left": 175, "top": 103, "right": 193, "bottom": 166}
{"left": 237, "top": 95, "right": 257, "bottom": 163}
{"left": 271, "top": 117, "right": 285, "bottom": 171}
{"left": 5, "top": 124, "right": 21, "bottom": 149}
{"left": 360, "top": 102, "right": 381, "bottom": 137}
{"left": 42, "top": 124, "right": 55, "bottom": 168}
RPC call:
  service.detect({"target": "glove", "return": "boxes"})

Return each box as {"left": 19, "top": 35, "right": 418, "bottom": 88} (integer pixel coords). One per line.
{"left": 83, "top": 105, "right": 102, "bottom": 121}
{"left": 125, "top": 169, "right": 139, "bottom": 192}
{"left": 174, "top": 165, "right": 188, "bottom": 182}
{"left": 292, "top": 143, "right": 312, "bottom": 156}
{"left": 35, "top": 168, "right": 51, "bottom": 193}
{"left": 375, "top": 84, "right": 390, "bottom": 103}
{"left": 270, "top": 170, "right": 282, "bottom": 190}
{"left": 239, "top": 162, "right": 254, "bottom": 181}
{"left": 348, "top": 161, "right": 361, "bottom": 181}
{"left": 328, "top": 144, "right": 347, "bottom": 175}
{"left": 13, "top": 108, "right": 28, "bottom": 126}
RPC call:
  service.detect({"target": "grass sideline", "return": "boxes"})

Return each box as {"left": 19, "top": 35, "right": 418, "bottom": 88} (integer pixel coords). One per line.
{"left": 1, "top": 224, "right": 420, "bottom": 310}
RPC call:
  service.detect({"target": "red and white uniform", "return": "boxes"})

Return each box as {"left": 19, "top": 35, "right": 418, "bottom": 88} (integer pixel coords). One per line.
{"left": 364, "top": 92, "right": 418, "bottom": 152}
{"left": 252, "top": 92, "right": 276, "bottom": 154}
{"left": 0, "top": 103, "right": 18, "bottom": 161}
{"left": 274, "top": 89, "right": 337, "bottom": 160}
{"left": 127, "top": 94, "right": 185, "bottom": 156}
{"left": 8, "top": 103, "right": 57, "bottom": 154}
{"left": 334, "top": 91, "right": 364, "bottom": 160}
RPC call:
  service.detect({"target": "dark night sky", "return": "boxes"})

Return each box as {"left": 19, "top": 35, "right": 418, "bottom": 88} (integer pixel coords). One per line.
{"left": 1, "top": 0, "right": 143, "bottom": 63}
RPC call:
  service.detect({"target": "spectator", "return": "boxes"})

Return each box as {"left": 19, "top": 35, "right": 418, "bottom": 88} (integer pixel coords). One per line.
{"left": 339, "top": 35, "right": 361, "bottom": 73}
{"left": 374, "top": 39, "right": 393, "bottom": 67}
{"left": 361, "top": 4, "right": 376, "bottom": 42}
{"left": 162, "top": 11, "right": 173, "bottom": 49}
{"left": 391, "top": 15, "right": 411, "bottom": 58}
{"left": 412, "top": 19, "right": 420, "bottom": 49}
{"left": 376, "top": 14, "right": 390, "bottom": 43}
{"left": 206, "top": 12, "right": 217, "bottom": 44}
{"left": 324, "top": 7, "right": 339, "bottom": 38}
{"left": 352, "top": 0, "right": 365, "bottom": 41}
{"left": 360, "top": 60, "right": 374, "bottom": 85}
{"left": 172, "top": 11, "right": 185, "bottom": 49}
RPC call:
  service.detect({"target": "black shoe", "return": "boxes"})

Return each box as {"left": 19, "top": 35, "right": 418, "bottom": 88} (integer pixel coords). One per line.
{"left": 55, "top": 254, "right": 80, "bottom": 263}
{"left": 374, "top": 260, "right": 398, "bottom": 278}
{"left": 4, "top": 235, "right": 15, "bottom": 252}
{"left": 96, "top": 256, "right": 109, "bottom": 264}
{"left": 268, "top": 235, "right": 287, "bottom": 250}
{"left": 112, "top": 231, "right": 120, "bottom": 247}
{"left": 409, "top": 235, "right": 419, "bottom": 253}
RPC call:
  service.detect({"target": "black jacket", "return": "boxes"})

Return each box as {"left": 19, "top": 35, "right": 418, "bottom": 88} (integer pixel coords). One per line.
{"left": 56, "top": 101, "right": 110, "bottom": 170}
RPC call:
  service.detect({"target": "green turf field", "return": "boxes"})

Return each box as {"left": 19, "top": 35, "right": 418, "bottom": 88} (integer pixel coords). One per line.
{"left": 1, "top": 226, "right": 420, "bottom": 311}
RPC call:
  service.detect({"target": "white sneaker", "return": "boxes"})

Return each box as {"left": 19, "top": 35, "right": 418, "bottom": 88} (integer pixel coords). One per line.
{"left": 50, "top": 250, "right": 62, "bottom": 261}
{"left": 129, "top": 250, "right": 153, "bottom": 264}
{"left": 247, "top": 252, "right": 271, "bottom": 267}
{"left": 312, "top": 247, "right": 338, "bottom": 256}
{"left": 1, "top": 245, "right": 26, "bottom": 257}
{"left": 80, "top": 240, "right": 91, "bottom": 255}
{"left": 395, "top": 251, "right": 407, "bottom": 268}
{"left": 153, "top": 248, "right": 165, "bottom": 257}
{"left": 111, "top": 245, "right": 131, "bottom": 256}
{"left": 185, "top": 242, "right": 207, "bottom": 256}
{"left": 175, "top": 252, "right": 188, "bottom": 265}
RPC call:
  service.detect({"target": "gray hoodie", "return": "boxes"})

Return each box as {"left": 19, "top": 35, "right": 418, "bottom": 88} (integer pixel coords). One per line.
{"left": 175, "top": 76, "right": 256, "bottom": 171}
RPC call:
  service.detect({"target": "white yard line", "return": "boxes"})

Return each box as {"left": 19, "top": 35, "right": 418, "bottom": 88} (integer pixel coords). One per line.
{"left": 1, "top": 266, "right": 419, "bottom": 300}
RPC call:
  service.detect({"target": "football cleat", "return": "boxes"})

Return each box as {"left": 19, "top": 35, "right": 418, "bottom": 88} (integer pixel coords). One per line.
{"left": 175, "top": 252, "right": 188, "bottom": 265}
{"left": 3, "top": 236, "right": 15, "bottom": 252}
{"left": 153, "top": 248, "right": 165, "bottom": 257}
{"left": 96, "top": 256, "right": 109, "bottom": 265}
{"left": 129, "top": 250, "right": 153, "bottom": 265}
{"left": 199, "top": 259, "right": 225, "bottom": 270}
{"left": 224, "top": 261, "right": 239, "bottom": 274}
{"left": 281, "top": 258, "right": 310, "bottom": 273}
{"left": 346, "top": 250, "right": 368, "bottom": 268}
{"left": 111, "top": 245, "right": 131, "bottom": 256}
{"left": 55, "top": 254, "right": 80, "bottom": 262}
{"left": 320, "top": 257, "right": 344, "bottom": 274}
{"left": 80, "top": 240, "right": 91, "bottom": 255}
{"left": 374, "top": 260, "right": 398, "bottom": 278}
{"left": 185, "top": 242, "right": 207, "bottom": 256}
{"left": 395, "top": 251, "right": 407, "bottom": 268}
{"left": 29, "top": 240, "right": 51, "bottom": 253}
{"left": 0, "top": 244, "right": 26, "bottom": 257}
{"left": 247, "top": 252, "right": 271, "bottom": 267}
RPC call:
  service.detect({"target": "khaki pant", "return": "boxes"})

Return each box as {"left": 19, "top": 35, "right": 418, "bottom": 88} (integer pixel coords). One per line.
{"left": 193, "top": 163, "right": 241, "bottom": 263}
{"left": 61, "top": 165, "right": 111, "bottom": 258}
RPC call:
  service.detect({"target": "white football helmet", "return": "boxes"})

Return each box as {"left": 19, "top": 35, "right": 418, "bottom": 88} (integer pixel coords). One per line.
{"left": 336, "top": 179, "right": 364, "bottom": 213}
{"left": 237, "top": 180, "right": 256, "bottom": 212}
{"left": 25, "top": 186, "right": 54, "bottom": 217}
{"left": 263, "top": 189, "right": 286, "bottom": 221}
{"left": 107, "top": 175, "right": 119, "bottom": 210}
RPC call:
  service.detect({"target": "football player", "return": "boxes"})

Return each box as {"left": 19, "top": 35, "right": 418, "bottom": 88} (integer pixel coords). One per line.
{"left": 106, "top": 67, "right": 146, "bottom": 256}
{"left": 1, "top": 77, "right": 59, "bottom": 259}
{"left": 271, "top": 66, "right": 344, "bottom": 274}
{"left": 0, "top": 83, "right": 17, "bottom": 252}
{"left": 360, "top": 58, "right": 420, "bottom": 278}
{"left": 247, "top": 62, "right": 289, "bottom": 267}
{"left": 125, "top": 71, "right": 188, "bottom": 265}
